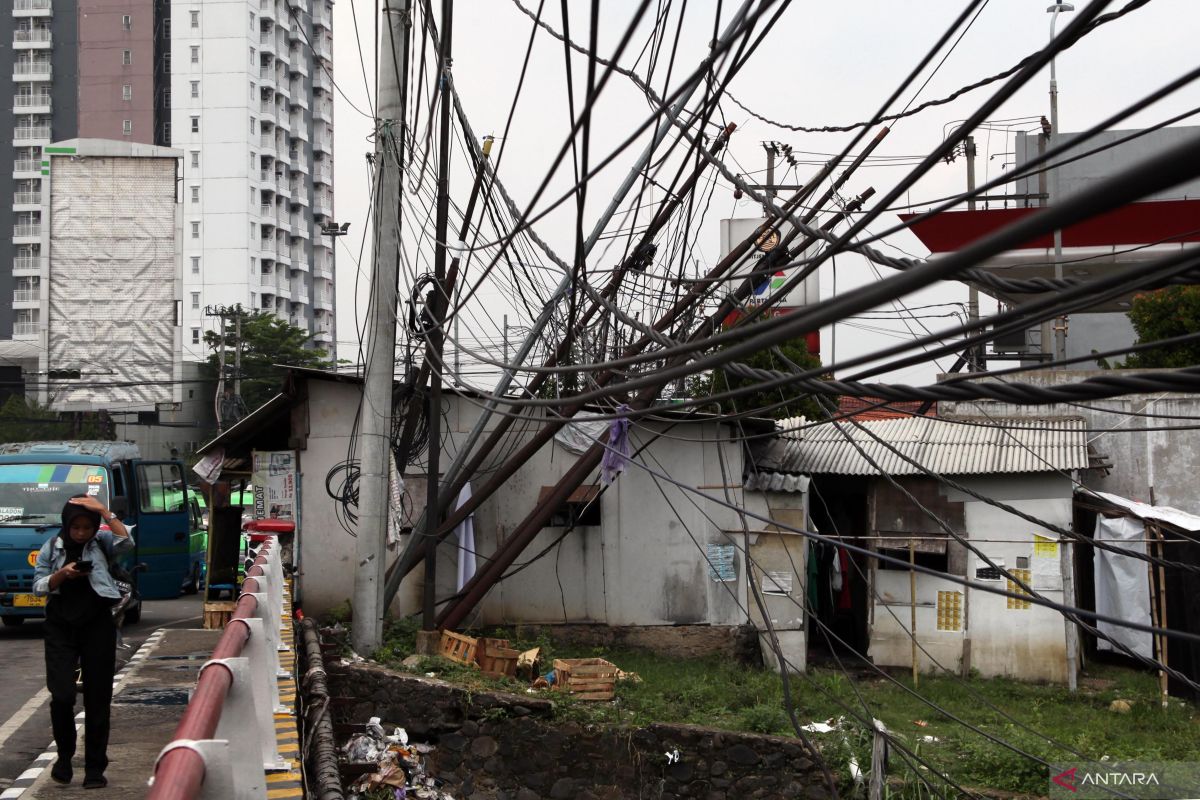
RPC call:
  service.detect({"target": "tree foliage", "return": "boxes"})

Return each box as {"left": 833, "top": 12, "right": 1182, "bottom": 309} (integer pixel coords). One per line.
{"left": 685, "top": 330, "right": 824, "bottom": 420}
{"left": 1121, "top": 286, "right": 1200, "bottom": 369}
{"left": 202, "top": 312, "right": 332, "bottom": 412}
{"left": 0, "top": 396, "right": 112, "bottom": 442}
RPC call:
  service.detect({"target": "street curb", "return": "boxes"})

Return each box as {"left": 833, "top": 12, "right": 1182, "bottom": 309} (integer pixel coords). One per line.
{"left": 0, "top": 628, "right": 167, "bottom": 800}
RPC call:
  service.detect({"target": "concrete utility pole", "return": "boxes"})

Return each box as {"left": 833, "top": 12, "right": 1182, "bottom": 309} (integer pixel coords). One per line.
{"left": 1048, "top": 2, "right": 1074, "bottom": 365}
{"left": 352, "top": 0, "right": 409, "bottom": 656}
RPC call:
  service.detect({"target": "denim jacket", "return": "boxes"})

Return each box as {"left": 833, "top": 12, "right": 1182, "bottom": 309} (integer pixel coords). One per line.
{"left": 32, "top": 528, "right": 136, "bottom": 600}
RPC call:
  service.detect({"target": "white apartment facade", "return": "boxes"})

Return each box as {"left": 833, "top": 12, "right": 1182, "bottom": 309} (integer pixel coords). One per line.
{"left": 172, "top": 0, "right": 336, "bottom": 363}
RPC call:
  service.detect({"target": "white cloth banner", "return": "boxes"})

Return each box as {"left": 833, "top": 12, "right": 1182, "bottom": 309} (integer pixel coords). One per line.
{"left": 1093, "top": 515, "right": 1152, "bottom": 658}
{"left": 554, "top": 413, "right": 608, "bottom": 454}
{"left": 454, "top": 482, "right": 477, "bottom": 592}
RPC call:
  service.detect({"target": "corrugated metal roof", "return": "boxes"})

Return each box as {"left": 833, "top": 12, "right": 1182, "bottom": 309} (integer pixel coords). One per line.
{"left": 750, "top": 416, "right": 1090, "bottom": 478}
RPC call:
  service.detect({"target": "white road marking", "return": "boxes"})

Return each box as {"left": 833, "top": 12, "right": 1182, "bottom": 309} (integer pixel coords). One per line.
{"left": 0, "top": 688, "right": 48, "bottom": 754}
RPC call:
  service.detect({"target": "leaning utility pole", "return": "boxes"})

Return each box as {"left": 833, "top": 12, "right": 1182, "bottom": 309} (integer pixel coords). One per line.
{"left": 352, "top": 0, "right": 409, "bottom": 656}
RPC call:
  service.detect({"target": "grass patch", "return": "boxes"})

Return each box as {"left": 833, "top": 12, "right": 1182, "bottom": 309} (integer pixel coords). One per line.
{"left": 369, "top": 626, "right": 1198, "bottom": 796}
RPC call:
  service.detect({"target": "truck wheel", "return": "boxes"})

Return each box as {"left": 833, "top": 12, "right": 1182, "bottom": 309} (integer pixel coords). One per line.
{"left": 1, "top": 616, "right": 24, "bottom": 628}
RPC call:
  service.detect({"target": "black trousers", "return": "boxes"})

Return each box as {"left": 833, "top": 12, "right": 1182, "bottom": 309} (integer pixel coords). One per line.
{"left": 43, "top": 603, "right": 116, "bottom": 774}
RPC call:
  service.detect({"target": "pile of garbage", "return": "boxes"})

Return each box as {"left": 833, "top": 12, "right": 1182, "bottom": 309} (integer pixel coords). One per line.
{"left": 342, "top": 717, "right": 456, "bottom": 800}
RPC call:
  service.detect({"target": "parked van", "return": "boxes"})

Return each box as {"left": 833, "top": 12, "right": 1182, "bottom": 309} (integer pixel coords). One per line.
{"left": 0, "top": 441, "right": 191, "bottom": 626}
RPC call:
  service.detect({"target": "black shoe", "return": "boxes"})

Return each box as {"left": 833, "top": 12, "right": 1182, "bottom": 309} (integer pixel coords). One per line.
{"left": 83, "top": 773, "right": 107, "bottom": 790}
{"left": 49, "top": 759, "right": 72, "bottom": 784}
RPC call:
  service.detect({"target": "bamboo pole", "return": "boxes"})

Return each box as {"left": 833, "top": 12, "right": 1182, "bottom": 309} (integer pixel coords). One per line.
{"left": 910, "top": 539, "right": 918, "bottom": 688}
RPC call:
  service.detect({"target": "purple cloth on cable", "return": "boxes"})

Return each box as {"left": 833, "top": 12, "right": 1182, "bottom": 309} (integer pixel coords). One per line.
{"left": 601, "top": 404, "right": 632, "bottom": 485}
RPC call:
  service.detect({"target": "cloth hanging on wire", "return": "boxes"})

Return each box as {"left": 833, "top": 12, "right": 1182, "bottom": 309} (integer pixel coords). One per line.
{"left": 600, "top": 404, "right": 632, "bottom": 485}
{"left": 454, "top": 482, "right": 477, "bottom": 593}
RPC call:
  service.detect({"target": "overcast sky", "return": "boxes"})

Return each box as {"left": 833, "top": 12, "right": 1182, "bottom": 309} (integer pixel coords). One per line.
{"left": 328, "top": 0, "right": 1200, "bottom": 388}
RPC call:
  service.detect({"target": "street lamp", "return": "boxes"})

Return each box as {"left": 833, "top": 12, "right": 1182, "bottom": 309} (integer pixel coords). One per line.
{"left": 1047, "top": 2, "right": 1074, "bottom": 364}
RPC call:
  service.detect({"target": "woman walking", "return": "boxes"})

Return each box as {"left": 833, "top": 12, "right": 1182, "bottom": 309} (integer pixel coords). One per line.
{"left": 32, "top": 495, "right": 132, "bottom": 789}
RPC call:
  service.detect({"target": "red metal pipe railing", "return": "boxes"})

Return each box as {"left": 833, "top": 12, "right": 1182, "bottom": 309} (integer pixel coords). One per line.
{"left": 147, "top": 542, "right": 275, "bottom": 799}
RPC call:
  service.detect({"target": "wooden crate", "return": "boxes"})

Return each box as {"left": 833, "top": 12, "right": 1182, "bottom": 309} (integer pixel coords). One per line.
{"left": 439, "top": 630, "right": 478, "bottom": 666}
{"left": 553, "top": 658, "right": 617, "bottom": 701}
{"left": 477, "top": 638, "right": 520, "bottom": 678}
{"left": 203, "top": 601, "right": 237, "bottom": 630}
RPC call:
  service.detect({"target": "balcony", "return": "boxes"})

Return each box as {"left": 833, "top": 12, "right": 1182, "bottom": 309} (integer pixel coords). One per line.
{"left": 13, "top": 288, "right": 39, "bottom": 304}
{"left": 13, "top": 94, "right": 51, "bottom": 113}
{"left": 260, "top": 132, "right": 276, "bottom": 153}
{"left": 13, "top": 190, "right": 41, "bottom": 207}
{"left": 13, "top": 321, "right": 40, "bottom": 337}
{"left": 313, "top": 71, "right": 332, "bottom": 94}
{"left": 13, "top": 0, "right": 53, "bottom": 17}
{"left": 258, "top": 0, "right": 275, "bottom": 21}
{"left": 259, "top": 65, "right": 276, "bottom": 89}
{"left": 313, "top": 293, "right": 333, "bottom": 312}
{"left": 314, "top": 263, "right": 333, "bottom": 281}
{"left": 14, "top": 223, "right": 41, "bottom": 240}
{"left": 312, "top": 3, "right": 331, "bottom": 29}
{"left": 313, "top": 165, "right": 332, "bottom": 185}
{"left": 14, "top": 61, "right": 52, "bottom": 80}
{"left": 292, "top": 57, "right": 309, "bottom": 79}
{"left": 313, "top": 135, "right": 331, "bottom": 155}
{"left": 14, "top": 125, "right": 50, "bottom": 143}
{"left": 312, "top": 36, "right": 331, "bottom": 59}
{"left": 259, "top": 100, "right": 275, "bottom": 123}
{"left": 13, "top": 28, "right": 52, "bottom": 47}
{"left": 13, "top": 159, "right": 41, "bottom": 175}
{"left": 314, "top": 101, "right": 332, "bottom": 123}
{"left": 13, "top": 256, "right": 43, "bottom": 273}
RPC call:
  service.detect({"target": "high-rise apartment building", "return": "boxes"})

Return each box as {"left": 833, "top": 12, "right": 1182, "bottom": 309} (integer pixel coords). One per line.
{"left": 172, "top": 0, "right": 336, "bottom": 362}
{"left": 0, "top": 0, "right": 169, "bottom": 358}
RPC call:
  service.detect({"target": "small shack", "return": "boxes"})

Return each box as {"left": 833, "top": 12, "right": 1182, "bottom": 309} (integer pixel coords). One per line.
{"left": 1072, "top": 490, "right": 1200, "bottom": 702}
{"left": 749, "top": 415, "right": 1101, "bottom": 684}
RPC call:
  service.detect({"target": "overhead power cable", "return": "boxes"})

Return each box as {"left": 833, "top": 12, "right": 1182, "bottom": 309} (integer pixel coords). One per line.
{"left": 723, "top": 0, "right": 1152, "bottom": 134}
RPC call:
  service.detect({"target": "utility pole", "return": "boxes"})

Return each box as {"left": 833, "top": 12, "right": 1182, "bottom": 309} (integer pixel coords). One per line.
{"left": 352, "top": 0, "right": 408, "bottom": 656}
{"left": 1048, "top": 2, "right": 1074, "bottom": 366}
{"left": 234, "top": 307, "right": 243, "bottom": 398}
{"left": 423, "top": 0, "right": 453, "bottom": 632}
{"left": 215, "top": 314, "right": 226, "bottom": 430}
{"left": 763, "top": 142, "right": 777, "bottom": 215}
{"left": 965, "top": 136, "right": 981, "bottom": 372}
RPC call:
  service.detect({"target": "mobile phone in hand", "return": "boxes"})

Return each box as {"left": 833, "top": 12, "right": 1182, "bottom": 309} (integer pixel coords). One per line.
{"left": 75, "top": 560, "right": 94, "bottom": 573}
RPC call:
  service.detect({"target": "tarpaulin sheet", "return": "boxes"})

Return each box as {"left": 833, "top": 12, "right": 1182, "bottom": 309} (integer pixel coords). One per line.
{"left": 1093, "top": 514, "right": 1152, "bottom": 658}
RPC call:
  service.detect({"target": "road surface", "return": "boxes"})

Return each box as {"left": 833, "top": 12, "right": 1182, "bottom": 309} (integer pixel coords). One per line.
{"left": 0, "top": 594, "right": 204, "bottom": 793}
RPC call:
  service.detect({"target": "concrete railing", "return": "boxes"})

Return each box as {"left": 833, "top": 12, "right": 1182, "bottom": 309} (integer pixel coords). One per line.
{"left": 147, "top": 539, "right": 292, "bottom": 800}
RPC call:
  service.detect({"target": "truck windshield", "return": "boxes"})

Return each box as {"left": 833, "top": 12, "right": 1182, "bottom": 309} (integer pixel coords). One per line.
{"left": 0, "top": 464, "right": 110, "bottom": 526}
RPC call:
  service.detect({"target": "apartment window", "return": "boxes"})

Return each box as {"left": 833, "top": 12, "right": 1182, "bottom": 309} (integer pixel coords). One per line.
{"left": 122, "top": 84, "right": 132, "bottom": 101}
{"left": 191, "top": 256, "right": 200, "bottom": 274}
{"left": 190, "top": 10, "right": 199, "bottom": 28}
{"left": 191, "top": 222, "right": 200, "bottom": 238}
{"left": 122, "top": 119, "right": 132, "bottom": 136}
{"left": 190, "top": 186, "right": 200, "bottom": 203}
{"left": 190, "top": 151, "right": 199, "bottom": 168}
{"left": 122, "top": 14, "right": 132, "bottom": 31}
{"left": 122, "top": 49, "right": 132, "bottom": 65}
{"left": 190, "top": 116, "right": 199, "bottom": 133}
{"left": 190, "top": 46, "right": 199, "bottom": 64}
{"left": 163, "top": 18, "right": 170, "bottom": 36}
{"left": 190, "top": 293, "right": 200, "bottom": 309}
{"left": 191, "top": 328, "right": 201, "bottom": 345}
{"left": 249, "top": 12, "right": 255, "bottom": 28}
{"left": 190, "top": 81, "right": 199, "bottom": 98}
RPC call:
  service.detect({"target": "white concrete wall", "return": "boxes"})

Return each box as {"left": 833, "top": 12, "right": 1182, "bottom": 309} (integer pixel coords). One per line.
{"left": 869, "top": 474, "right": 1075, "bottom": 683}
{"left": 940, "top": 374, "right": 1200, "bottom": 516}
{"left": 295, "top": 379, "right": 754, "bottom": 633}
